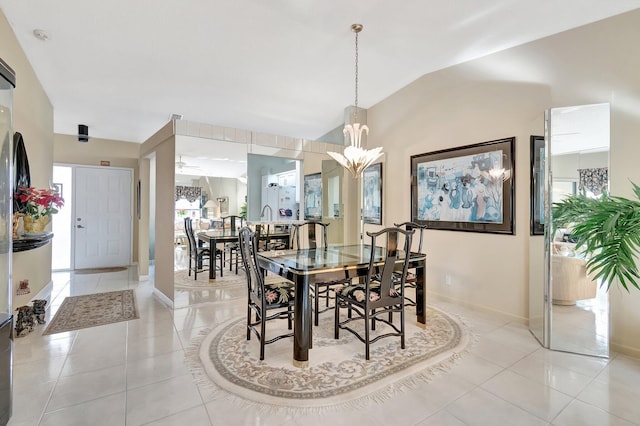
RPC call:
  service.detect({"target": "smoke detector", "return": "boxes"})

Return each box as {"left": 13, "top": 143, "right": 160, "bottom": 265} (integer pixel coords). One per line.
{"left": 33, "top": 29, "right": 50, "bottom": 41}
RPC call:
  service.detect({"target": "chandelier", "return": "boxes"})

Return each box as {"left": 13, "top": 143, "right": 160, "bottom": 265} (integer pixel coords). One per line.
{"left": 328, "top": 23, "right": 383, "bottom": 179}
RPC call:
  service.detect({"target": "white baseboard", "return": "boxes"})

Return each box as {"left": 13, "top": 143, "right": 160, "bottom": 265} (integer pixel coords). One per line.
{"left": 428, "top": 292, "right": 528, "bottom": 324}
{"left": 611, "top": 342, "right": 640, "bottom": 360}
{"left": 135, "top": 264, "right": 149, "bottom": 282}
{"left": 31, "top": 280, "right": 54, "bottom": 303}
{"left": 152, "top": 288, "right": 173, "bottom": 309}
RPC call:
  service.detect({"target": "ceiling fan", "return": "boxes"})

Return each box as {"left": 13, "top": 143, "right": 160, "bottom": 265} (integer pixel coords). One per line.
{"left": 175, "top": 155, "right": 200, "bottom": 172}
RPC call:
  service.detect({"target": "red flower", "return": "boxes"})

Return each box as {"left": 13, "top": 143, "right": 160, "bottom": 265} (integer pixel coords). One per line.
{"left": 15, "top": 187, "right": 65, "bottom": 220}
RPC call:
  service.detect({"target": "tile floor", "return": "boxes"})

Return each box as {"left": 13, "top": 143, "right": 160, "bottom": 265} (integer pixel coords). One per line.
{"left": 8, "top": 267, "right": 640, "bottom": 425}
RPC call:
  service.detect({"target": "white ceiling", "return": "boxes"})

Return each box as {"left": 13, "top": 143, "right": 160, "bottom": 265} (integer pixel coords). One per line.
{"left": 174, "top": 136, "right": 247, "bottom": 184}
{"left": 2, "top": 0, "right": 639, "bottom": 148}
{"left": 550, "top": 103, "right": 610, "bottom": 156}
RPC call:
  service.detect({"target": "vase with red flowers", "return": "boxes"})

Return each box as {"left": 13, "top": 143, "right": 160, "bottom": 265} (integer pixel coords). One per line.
{"left": 14, "top": 187, "right": 65, "bottom": 235}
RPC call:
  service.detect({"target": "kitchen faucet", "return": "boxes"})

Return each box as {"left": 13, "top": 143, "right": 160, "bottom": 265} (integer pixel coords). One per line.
{"left": 260, "top": 204, "right": 273, "bottom": 221}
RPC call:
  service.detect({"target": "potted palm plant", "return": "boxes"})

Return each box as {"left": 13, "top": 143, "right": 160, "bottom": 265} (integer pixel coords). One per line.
{"left": 552, "top": 182, "right": 640, "bottom": 291}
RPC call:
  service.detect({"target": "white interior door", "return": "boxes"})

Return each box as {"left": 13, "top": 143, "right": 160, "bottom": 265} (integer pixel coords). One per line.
{"left": 74, "top": 167, "right": 133, "bottom": 269}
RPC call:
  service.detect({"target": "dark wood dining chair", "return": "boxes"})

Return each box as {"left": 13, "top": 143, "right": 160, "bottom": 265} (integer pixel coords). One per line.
{"left": 221, "top": 215, "right": 245, "bottom": 274}
{"left": 184, "top": 217, "right": 210, "bottom": 280}
{"left": 393, "top": 222, "right": 427, "bottom": 306}
{"left": 238, "top": 226, "right": 295, "bottom": 360}
{"left": 290, "top": 221, "right": 351, "bottom": 326}
{"left": 334, "top": 227, "right": 414, "bottom": 360}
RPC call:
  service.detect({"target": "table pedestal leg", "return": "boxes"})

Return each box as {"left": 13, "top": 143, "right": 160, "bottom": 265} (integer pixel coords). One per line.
{"left": 416, "top": 264, "right": 425, "bottom": 324}
{"left": 209, "top": 240, "right": 217, "bottom": 280}
{"left": 293, "top": 274, "right": 311, "bottom": 367}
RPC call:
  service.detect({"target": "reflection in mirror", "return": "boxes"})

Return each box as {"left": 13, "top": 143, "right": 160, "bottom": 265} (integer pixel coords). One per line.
{"left": 175, "top": 136, "right": 247, "bottom": 229}
{"left": 528, "top": 134, "right": 546, "bottom": 346}
{"left": 326, "top": 175, "right": 340, "bottom": 218}
{"left": 303, "top": 173, "right": 322, "bottom": 220}
{"left": 547, "top": 103, "right": 610, "bottom": 358}
{"left": 12, "top": 132, "right": 30, "bottom": 213}
{"left": 0, "top": 78, "right": 12, "bottom": 319}
{"left": 246, "top": 153, "right": 301, "bottom": 223}
{"left": 171, "top": 132, "right": 343, "bottom": 308}
{"left": 173, "top": 136, "right": 248, "bottom": 306}
{"left": 322, "top": 159, "right": 344, "bottom": 244}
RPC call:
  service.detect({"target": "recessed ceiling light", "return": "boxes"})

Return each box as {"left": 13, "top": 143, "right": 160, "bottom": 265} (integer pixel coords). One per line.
{"left": 33, "top": 29, "right": 50, "bottom": 41}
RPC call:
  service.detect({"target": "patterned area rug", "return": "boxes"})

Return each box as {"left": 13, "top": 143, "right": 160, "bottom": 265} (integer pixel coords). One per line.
{"left": 43, "top": 290, "right": 139, "bottom": 335}
{"left": 74, "top": 267, "right": 128, "bottom": 274}
{"left": 187, "top": 305, "right": 470, "bottom": 412}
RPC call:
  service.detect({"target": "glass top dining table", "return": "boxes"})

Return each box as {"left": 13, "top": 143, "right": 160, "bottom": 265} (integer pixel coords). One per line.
{"left": 257, "top": 244, "right": 426, "bottom": 367}
{"left": 198, "top": 229, "right": 291, "bottom": 279}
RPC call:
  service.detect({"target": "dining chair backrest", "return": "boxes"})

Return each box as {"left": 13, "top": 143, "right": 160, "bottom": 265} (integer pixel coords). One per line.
{"left": 394, "top": 222, "right": 427, "bottom": 254}
{"left": 238, "top": 226, "right": 266, "bottom": 301}
{"left": 222, "top": 215, "right": 244, "bottom": 231}
{"left": 290, "top": 221, "right": 329, "bottom": 250}
{"left": 366, "top": 227, "right": 414, "bottom": 306}
{"left": 184, "top": 217, "right": 198, "bottom": 254}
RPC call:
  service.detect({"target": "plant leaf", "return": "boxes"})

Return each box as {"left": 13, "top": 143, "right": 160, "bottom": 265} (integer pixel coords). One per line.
{"left": 551, "top": 182, "right": 640, "bottom": 292}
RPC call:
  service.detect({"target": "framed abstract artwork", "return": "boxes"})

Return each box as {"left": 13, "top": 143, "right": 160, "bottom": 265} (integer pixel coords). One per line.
{"left": 411, "top": 137, "right": 516, "bottom": 234}
{"left": 363, "top": 163, "right": 382, "bottom": 225}
{"left": 303, "top": 173, "right": 322, "bottom": 220}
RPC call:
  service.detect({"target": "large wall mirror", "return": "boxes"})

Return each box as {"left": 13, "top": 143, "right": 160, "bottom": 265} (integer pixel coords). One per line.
{"left": 246, "top": 153, "right": 301, "bottom": 222}
{"left": 174, "top": 136, "right": 247, "bottom": 227}
{"left": 144, "top": 119, "right": 343, "bottom": 305}
{"left": 529, "top": 103, "right": 610, "bottom": 358}
{"left": 173, "top": 136, "right": 338, "bottom": 230}
{"left": 322, "top": 159, "right": 344, "bottom": 244}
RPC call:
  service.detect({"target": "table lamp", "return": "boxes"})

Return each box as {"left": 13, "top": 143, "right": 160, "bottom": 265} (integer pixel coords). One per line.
{"left": 203, "top": 200, "right": 216, "bottom": 219}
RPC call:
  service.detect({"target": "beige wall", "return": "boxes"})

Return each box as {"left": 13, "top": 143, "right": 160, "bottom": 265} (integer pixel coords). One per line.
{"left": 139, "top": 122, "right": 176, "bottom": 302}
{"left": 609, "top": 76, "right": 640, "bottom": 357}
{"left": 53, "top": 134, "right": 140, "bottom": 263}
{"left": 1, "top": 10, "right": 55, "bottom": 307}
{"left": 138, "top": 158, "right": 150, "bottom": 278}
{"left": 153, "top": 141, "right": 176, "bottom": 301}
{"left": 368, "top": 10, "right": 640, "bottom": 356}
{"left": 53, "top": 133, "right": 139, "bottom": 167}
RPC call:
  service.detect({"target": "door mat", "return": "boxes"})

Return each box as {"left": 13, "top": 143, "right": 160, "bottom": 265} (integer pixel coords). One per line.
{"left": 43, "top": 289, "right": 139, "bottom": 335}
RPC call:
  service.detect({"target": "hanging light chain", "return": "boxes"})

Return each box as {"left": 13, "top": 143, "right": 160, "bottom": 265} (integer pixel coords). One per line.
{"left": 354, "top": 26, "right": 359, "bottom": 121}
{"left": 352, "top": 23, "right": 363, "bottom": 124}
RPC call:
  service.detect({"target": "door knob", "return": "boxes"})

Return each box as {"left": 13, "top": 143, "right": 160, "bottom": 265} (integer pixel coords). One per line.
{"left": 77, "top": 225, "right": 85, "bottom": 229}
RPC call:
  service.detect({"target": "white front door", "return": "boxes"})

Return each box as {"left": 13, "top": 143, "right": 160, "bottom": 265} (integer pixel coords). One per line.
{"left": 74, "top": 167, "right": 133, "bottom": 269}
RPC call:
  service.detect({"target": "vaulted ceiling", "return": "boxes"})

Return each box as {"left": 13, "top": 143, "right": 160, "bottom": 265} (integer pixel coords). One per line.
{"left": 1, "top": 1, "right": 638, "bottom": 144}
